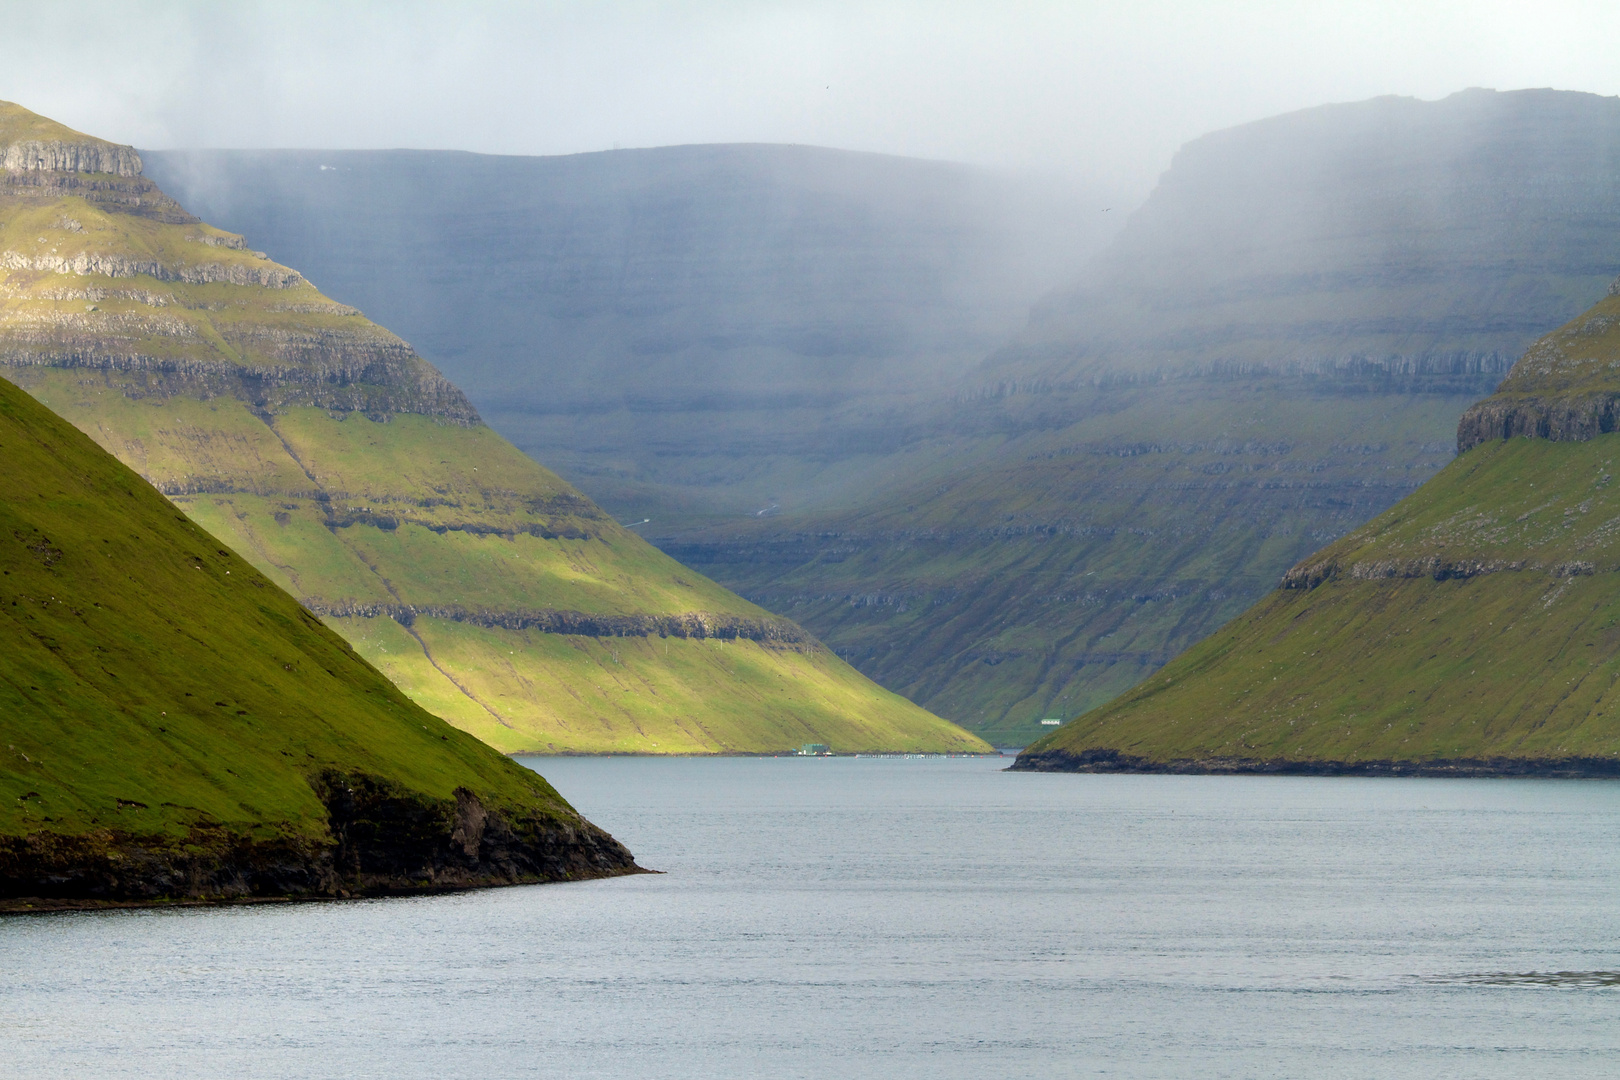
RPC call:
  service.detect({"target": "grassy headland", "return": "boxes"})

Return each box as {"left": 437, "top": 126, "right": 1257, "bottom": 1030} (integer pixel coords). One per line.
{"left": 0, "top": 374, "right": 636, "bottom": 906}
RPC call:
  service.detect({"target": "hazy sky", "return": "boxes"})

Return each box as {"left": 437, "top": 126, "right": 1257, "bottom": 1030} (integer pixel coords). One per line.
{"left": 6, "top": 0, "right": 1620, "bottom": 199}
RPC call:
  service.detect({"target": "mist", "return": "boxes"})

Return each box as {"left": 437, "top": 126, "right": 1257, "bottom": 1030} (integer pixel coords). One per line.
{"left": 7, "top": 0, "right": 1620, "bottom": 202}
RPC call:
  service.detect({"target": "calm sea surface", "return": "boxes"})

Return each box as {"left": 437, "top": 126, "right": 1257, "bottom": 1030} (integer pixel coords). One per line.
{"left": 5, "top": 756, "right": 1620, "bottom": 1078}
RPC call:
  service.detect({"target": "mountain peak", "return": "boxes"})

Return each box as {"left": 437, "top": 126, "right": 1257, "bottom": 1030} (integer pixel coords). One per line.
{"left": 0, "top": 100, "right": 142, "bottom": 177}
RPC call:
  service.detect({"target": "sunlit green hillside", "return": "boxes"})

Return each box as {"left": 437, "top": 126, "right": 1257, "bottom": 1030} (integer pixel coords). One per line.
{"left": 0, "top": 100, "right": 985, "bottom": 756}
{"left": 0, "top": 373, "right": 635, "bottom": 904}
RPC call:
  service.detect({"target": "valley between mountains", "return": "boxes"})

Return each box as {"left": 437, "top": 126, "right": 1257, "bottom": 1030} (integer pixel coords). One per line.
{"left": 152, "top": 88, "right": 1620, "bottom": 745}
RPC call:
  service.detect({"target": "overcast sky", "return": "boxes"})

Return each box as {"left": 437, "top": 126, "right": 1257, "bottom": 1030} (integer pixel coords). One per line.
{"left": 6, "top": 0, "right": 1620, "bottom": 200}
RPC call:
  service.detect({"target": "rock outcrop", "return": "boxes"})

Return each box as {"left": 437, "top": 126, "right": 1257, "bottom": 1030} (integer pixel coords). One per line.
{"left": 1456, "top": 393, "right": 1620, "bottom": 452}
{"left": 1, "top": 774, "right": 639, "bottom": 907}
{"left": 1, "top": 138, "right": 142, "bottom": 176}
{"left": 305, "top": 601, "right": 815, "bottom": 649}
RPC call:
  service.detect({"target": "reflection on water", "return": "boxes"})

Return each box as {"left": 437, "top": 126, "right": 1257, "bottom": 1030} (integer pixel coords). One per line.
{"left": 4, "top": 757, "right": 1620, "bottom": 1079}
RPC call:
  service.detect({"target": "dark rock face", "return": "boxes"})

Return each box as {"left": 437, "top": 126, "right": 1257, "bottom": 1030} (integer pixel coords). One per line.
{"left": 1, "top": 168, "right": 196, "bottom": 223}
{"left": 0, "top": 347, "right": 481, "bottom": 424}
{"left": 0, "top": 771, "right": 641, "bottom": 909}
{"left": 1, "top": 138, "right": 143, "bottom": 176}
{"left": 1010, "top": 747, "right": 1620, "bottom": 778}
{"left": 305, "top": 602, "right": 814, "bottom": 649}
{"left": 1456, "top": 393, "right": 1620, "bottom": 452}
{"left": 313, "top": 771, "right": 639, "bottom": 893}
{"left": 0, "top": 829, "right": 340, "bottom": 906}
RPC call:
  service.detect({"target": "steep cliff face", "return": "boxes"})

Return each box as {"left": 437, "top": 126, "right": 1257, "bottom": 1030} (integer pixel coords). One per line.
{"left": 1456, "top": 278, "right": 1620, "bottom": 450}
{"left": 140, "top": 143, "right": 1107, "bottom": 521}
{"left": 2, "top": 138, "right": 142, "bottom": 176}
{"left": 0, "top": 190, "right": 474, "bottom": 420}
{"left": 0, "top": 101, "right": 142, "bottom": 175}
{"left": 1, "top": 101, "right": 190, "bottom": 222}
{"left": 1000, "top": 88, "right": 1620, "bottom": 385}
{"left": 1014, "top": 286, "right": 1620, "bottom": 774}
{"left": 1, "top": 101, "right": 985, "bottom": 755}
{"left": 0, "top": 373, "right": 638, "bottom": 908}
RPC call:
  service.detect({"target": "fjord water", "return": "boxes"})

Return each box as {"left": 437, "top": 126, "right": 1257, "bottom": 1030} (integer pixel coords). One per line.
{"left": 7, "top": 759, "right": 1620, "bottom": 1078}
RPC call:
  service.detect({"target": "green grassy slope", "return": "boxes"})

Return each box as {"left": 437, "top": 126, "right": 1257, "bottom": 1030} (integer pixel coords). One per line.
{"left": 1016, "top": 292, "right": 1620, "bottom": 774}
{"left": 0, "top": 374, "right": 635, "bottom": 902}
{"left": 0, "top": 101, "right": 985, "bottom": 756}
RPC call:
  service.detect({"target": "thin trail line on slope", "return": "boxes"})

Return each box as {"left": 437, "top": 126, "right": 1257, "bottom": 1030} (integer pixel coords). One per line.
{"left": 400, "top": 621, "right": 514, "bottom": 730}
{"left": 344, "top": 530, "right": 516, "bottom": 732}
{"left": 250, "top": 409, "right": 324, "bottom": 492}
{"left": 247, "top": 407, "right": 513, "bottom": 730}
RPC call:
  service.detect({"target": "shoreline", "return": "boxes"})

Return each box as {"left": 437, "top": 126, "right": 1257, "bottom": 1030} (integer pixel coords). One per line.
{"left": 1011, "top": 747, "right": 1620, "bottom": 778}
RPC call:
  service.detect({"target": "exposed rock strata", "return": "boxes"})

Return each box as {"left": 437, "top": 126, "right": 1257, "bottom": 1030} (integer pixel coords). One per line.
{"left": 1457, "top": 393, "right": 1620, "bottom": 452}
{"left": 1, "top": 169, "right": 196, "bottom": 223}
{"left": 0, "top": 250, "right": 304, "bottom": 287}
{"left": 306, "top": 601, "right": 815, "bottom": 649}
{"left": 0, "top": 770, "right": 641, "bottom": 909}
{"left": 2, "top": 139, "right": 142, "bottom": 176}
{"left": 1280, "top": 555, "right": 1595, "bottom": 589}
{"left": 0, "top": 343, "right": 481, "bottom": 423}
{"left": 1010, "top": 747, "right": 1620, "bottom": 778}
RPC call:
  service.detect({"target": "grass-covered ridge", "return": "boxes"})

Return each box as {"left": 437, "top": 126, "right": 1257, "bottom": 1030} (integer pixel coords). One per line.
{"left": 0, "top": 100, "right": 984, "bottom": 755}
{"left": 1017, "top": 437, "right": 1620, "bottom": 772}
{"left": 0, "top": 374, "right": 636, "bottom": 904}
{"left": 0, "top": 101, "right": 107, "bottom": 149}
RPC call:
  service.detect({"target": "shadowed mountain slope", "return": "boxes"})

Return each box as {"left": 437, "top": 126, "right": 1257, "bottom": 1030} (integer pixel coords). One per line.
{"left": 1015, "top": 286, "right": 1620, "bottom": 775}
{"left": 142, "top": 143, "right": 1103, "bottom": 521}
{"left": 661, "top": 89, "right": 1620, "bottom": 745}
{"left": 0, "top": 101, "right": 984, "bottom": 756}
{"left": 999, "top": 87, "right": 1620, "bottom": 384}
{"left": 0, "top": 368, "right": 638, "bottom": 907}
